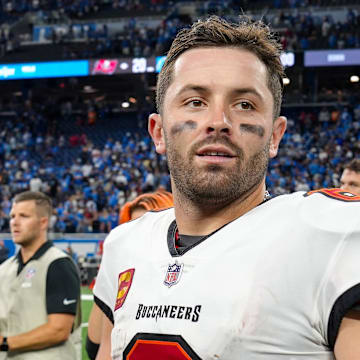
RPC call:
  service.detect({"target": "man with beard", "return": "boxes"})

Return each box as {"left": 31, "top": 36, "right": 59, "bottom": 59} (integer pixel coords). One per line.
{"left": 0, "top": 191, "right": 81, "bottom": 359}
{"left": 93, "top": 16, "right": 360, "bottom": 359}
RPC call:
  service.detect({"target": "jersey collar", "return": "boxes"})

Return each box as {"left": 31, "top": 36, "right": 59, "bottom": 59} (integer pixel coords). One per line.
{"left": 167, "top": 193, "right": 273, "bottom": 257}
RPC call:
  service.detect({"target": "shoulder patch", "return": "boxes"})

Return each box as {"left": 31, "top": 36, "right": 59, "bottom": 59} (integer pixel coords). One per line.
{"left": 304, "top": 188, "right": 360, "bottom": 202}
{"left": 115, "top": 268, "right": 135, "bottom": 311}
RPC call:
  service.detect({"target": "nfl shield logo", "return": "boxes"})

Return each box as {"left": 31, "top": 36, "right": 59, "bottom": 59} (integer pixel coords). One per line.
{"left": 164, "top": 261, "right": 183, "bottom": 287}
{"left": 25, "top": 268, "right": 36, "bottom": 279}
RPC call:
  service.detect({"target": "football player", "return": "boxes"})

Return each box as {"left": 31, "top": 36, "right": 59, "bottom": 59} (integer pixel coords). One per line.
{"left": 94, "top": 16, "right": 360, "bottom": 360}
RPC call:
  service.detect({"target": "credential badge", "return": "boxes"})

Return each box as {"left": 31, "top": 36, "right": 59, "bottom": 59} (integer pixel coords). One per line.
{"left": 164, "top": 261, "right": 184, "bottom": 287}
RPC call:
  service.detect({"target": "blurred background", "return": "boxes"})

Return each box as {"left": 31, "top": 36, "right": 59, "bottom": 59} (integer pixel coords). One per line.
{"left": 0, "top": 1, "right": 359, "bottom": 358}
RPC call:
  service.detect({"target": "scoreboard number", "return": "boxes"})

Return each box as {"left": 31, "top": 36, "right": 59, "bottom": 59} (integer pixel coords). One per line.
{"left": 132, "top": 58, "right": 147, "bottom": 73}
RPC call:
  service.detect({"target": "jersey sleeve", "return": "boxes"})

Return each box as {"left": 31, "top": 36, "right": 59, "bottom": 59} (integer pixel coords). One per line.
{"left": 316, "top": 208, "right": 360, "bottom": 349}
{"left": 93, "top": 228, "right": 122, "bottom": 324}
{"left": 46, "top": 257, "right": 80, "bottom": 315}
{"left": 327, "top": 284, "right": 360, "bottom": 349}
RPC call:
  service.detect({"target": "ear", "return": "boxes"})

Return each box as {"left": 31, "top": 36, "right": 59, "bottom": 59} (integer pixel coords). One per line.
{"left": 40, "top": 216, "right": 49, "bottom": 231}
{"left": 148, "top": 113, "right": 166, "bottom": 154}
{"left": 269, "top": 116, "right": 287, "bottom": 158}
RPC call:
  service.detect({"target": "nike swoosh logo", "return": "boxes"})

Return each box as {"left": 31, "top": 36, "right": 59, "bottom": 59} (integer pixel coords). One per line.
{"left": 63, "top": 298, "right": 76, "bottom": 306}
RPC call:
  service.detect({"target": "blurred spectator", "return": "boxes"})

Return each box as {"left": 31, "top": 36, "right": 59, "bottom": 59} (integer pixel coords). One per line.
{"left": 318, "top": 107, "right": 330, "bottom": 127}
{"left": 0, "top": 0, "right": 359, "bottom": 62}
{"left": 29, "top": 175, "right": 42, "bottom": 192}
{"left": 65, "top": 243, "right": 78, "bottom": 262}
{"left": 339, "top": 158, "right": 360, "bottom": 195}
{"left": 0, "top": 99, "right": 359, "bottom": 231}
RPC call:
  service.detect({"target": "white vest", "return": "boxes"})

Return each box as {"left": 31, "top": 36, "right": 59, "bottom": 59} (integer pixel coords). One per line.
{"left": 0, "top": 246, "right": 80, "bottom": 360}
{"left": 94, "top": 190, "right": 360, "bottom": 360}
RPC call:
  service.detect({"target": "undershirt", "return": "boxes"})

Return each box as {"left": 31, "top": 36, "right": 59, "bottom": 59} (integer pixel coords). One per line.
{"left": 177, "top": 234, "right": 204, "bottom": 254}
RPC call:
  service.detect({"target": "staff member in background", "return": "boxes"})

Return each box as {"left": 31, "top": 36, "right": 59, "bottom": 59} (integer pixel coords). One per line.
{"left": 0, "top": 241, "right": 9, "bottom": 265}
{"left": 340, "top": 158, "right": 360, "bottom": 195}
{"left": 0, "top": 191, "right": 81, "bottom": 360}
{"left": 86, "top": 190, "right": 173, "bottom": 360}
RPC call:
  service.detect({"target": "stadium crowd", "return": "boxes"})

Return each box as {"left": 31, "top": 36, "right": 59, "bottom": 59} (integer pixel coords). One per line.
{"left": 0, "top": 94, "right": 171, "bottom": 233}
{"left": 0, "top": 96, "right": 359, "bottom": 233}
{"left": 47, "top": 5, "right": 360, "bottom": 59}
{"left": 43, "top": 5, "right": 360, "bottom": 59}
{"left": 0, "top": 0, "right": 359, "bottom": 234}
{"left": 0, "top": 0, "right": 360, "bottom": 61}
{"left": 1, "top": 0, "right": 358, "bottom": 17}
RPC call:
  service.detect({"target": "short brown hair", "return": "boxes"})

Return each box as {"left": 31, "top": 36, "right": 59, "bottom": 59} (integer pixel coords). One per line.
{"left": 344, "top": 159, "right": 360, "bottom": 174}
{"left": 156, "top": 15, "right": 284, "bottom": 120}
{"left": 13, "top": 191, "right": 52, "bottom": 219}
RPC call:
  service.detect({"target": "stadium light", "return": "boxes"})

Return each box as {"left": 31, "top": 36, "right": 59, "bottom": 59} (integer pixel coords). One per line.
{"left": 282, "top": 77, "right": 290, "bottom": 85}
{"left": 350, "top": 75, "right": 359, "bottom": 83}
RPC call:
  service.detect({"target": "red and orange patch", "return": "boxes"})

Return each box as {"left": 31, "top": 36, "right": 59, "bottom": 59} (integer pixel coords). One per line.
{"left": 304, "top": 188, "right": 360, "bottom": 202}
{"left": 114, "top": 268, "right": 135, "bottom": 311}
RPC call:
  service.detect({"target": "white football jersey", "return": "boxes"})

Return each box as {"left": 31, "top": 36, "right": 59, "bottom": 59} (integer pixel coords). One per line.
{"left": 94, "top": 189, "right": 360, "bottom": 360}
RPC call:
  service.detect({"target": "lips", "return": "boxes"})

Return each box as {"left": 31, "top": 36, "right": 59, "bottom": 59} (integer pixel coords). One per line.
{"left": 194, "top": 145, "right": 238, "bottom": 166}
{"left": 196, "top": 146, "right": 236, "bottom": 158}
{"left": 198, "top": 151, "right": 233, "bottom": 157}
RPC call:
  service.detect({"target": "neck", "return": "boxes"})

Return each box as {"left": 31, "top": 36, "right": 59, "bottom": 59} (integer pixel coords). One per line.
{"left": 20, "top": 237, "right": 47, "bottom": 264}
{"left": 173, "top": 180, "right": 266, "bottom": 236}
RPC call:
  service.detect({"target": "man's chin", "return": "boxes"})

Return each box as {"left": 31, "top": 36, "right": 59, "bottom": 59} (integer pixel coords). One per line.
{"left": 195, "top": 172, "right": 237, "bottom": 187}
{"left": 13, "top": 237, "right": 25, "bottom": 245}
{"left": 199, "top": 162, "right": 232, "bottom": 173}
{"left": 187, "top": 181, "right": 242, "bottom": 204}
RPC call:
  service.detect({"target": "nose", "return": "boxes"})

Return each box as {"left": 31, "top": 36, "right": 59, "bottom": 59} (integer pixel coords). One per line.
{"left": 206, "top": 105, "right": 232, "bottom": 136}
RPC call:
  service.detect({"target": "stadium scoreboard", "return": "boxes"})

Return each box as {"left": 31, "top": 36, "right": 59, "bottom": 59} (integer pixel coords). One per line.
{"left": 0, "top": 51, "right": 301, "bottom": 81}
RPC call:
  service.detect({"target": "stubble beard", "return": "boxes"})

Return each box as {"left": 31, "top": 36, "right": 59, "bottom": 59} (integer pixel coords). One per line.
{"left": 12, "top": 229, "right": 39, "bottom": 247}
{"left": 166, "top": 135, "right": 270, "bottom": 208}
